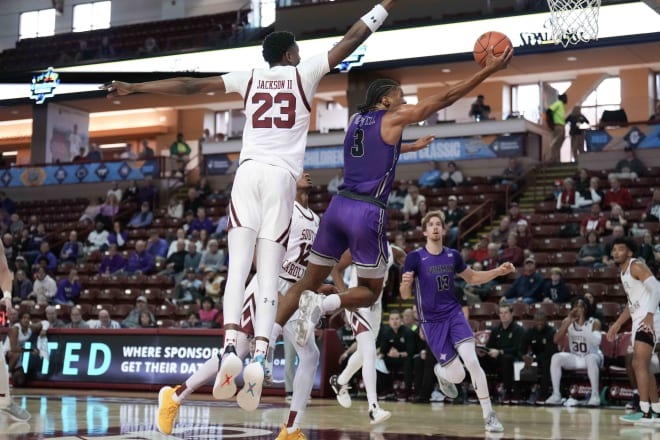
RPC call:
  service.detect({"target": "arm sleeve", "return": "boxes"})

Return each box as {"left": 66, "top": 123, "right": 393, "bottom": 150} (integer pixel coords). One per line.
{"left": 221, "top": 70, "right": 253, "bottom": 97}
{"left": 644, "top": 276, "right": 660, "bottom": 314}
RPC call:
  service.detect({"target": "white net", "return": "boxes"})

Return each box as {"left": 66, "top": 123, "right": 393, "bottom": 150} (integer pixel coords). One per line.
{"left": 547, "top": 0, "right": 601, "bottom": 47}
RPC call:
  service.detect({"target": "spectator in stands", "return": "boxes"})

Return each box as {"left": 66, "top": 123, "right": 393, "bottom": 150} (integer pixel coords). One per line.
{"left": 137, "top": 176, "right": 158, "bottom": 209}
{"left": 26, "top": 223, "right": 48, "bottom": 262}
{"left": 195, "top": 177, "right": 213, "bottom": 201}
{"left": 649, "top": 101, "right": 660, "bottom": 122}
{"left": 127, "top": 202, "right": 154, "bottom": 229}
{"left": 140, "top": 311, "right": 157, "bottom": 328}
{"left": 59, "top": 230, "right": 81, "bottom": 263}
{"left": 53, "top": 268, "right": 81, "bottom": 306}
{"left": 580, "top": 203, "right": 606, "bottom": 237}
{"left": 575, "top": 176, "right": 603, "bottom": 210}
{"left": 85, "top": 221, "right": 110, "bottom": 253}
{"left": 2, "top": 234, "right": 18, "bottom": 270}
{"left": 602, "top": 176, "right": 632, "bottom": 210}
{"left": 199, "top": 239, "right": 225, "bottom": 273}
{"left": 489, "top": 216, "right": 512, "bottom": 246}
{"left": 203, "top": 266, "right": 225, "bottom": 302}
{"left": 601, "top": 225, "right": 625, "bottom": 267}
{"left": 122, "top": 240, "right": 154, "bottom": 275}
{"left": 612, "top": 146, "right": 645, "bottom": 178}
{"left": 479, "top": 304, "right": 524, "bottom": 403}
{"left": 501, "top": 257, "right": 543, "bottom": 304}
{"left": 12, "top": 268, "right": 32, "bottom": 305}
{"left": 33, "top": 242, "right": 57, "bottom": 273}
{"left": 544, "top": 297, "right": 602, "bottom": 407}
{"left": 461, "top": 261, "right": 496, "bottom": 305}
{"left": 107, "top": 182, "right": 122, "bottom": 203}
{"left": 42, "top": 305, "right": 66, "bottom": 330}
{"left": 0, "top": 192, "right": 15, "bottom": 214}
{"left": 167, "top": 229, "right": 188, "bottom": 257}
{"left": 327, "top": 169, "right": 344, "bottom": 195}
{"left": 99, "top": 243, "right": 126, "bottom": 275}
{"left": 182, "top": 312, "right": 202, "bottom": 329}
{"left": 470, "top": 235, "right": 492, "bottom": 264}
{"left": 400, "top": 185, "right": 426, "bottom": 225}
{"left": 481, "top": 242, "right": 501, "bottom": 271}
{"left": 90, "top": 309, "right": 121, "bottom": 329}
{"left": 521, "top": 311, "right": 557, "bottom": 404}
{"left": 393, "top": 232, "right": 413, "bottom": 254}
{"left": 188, "top": 207, "right": 214, "bottom": 237}
{"left": 499, "top": 232, "right": 524, "bottom": 267}
{"left": 442, "top": 195, "right": 464, "bottom": 248}
{"left": 137, "top": 36, "right": 160, "bottom": 56}
{"left": 86, "top": 142, "right": 103, "bottom": 161}
{"left": 123, "top": 180, "right": 139, "bottom": 203}
{"left": 377, "top": 309, "right": 416, "bottom": 400}
{"left": 199, "top": 296, "right": 220, "bottom": 328}
{"left": 16, "top": 230, "right": 31, "bottom": 259}
{"left": 122, "top": 296, "right": 155, "bottom": 329}
{"left": 417, "top": 161, "right": 441, "bottom": 188}
{"left": 639, "top": 231, "right": 658, "bottom": 274}
{"left": 167, "top": 197, "right": 184, "bottom": 220}
{"left": 469, "top": 95, "right": 491, "bottom": 121}
{"left": 138, "top": 139, "right": 155, "bottom": 159}
{"left": 72, "top": 147, "right": 87, "bottom": 162}
{"left": 514, "top": 219, "right": 533, "bottom": 250}
{"left": 161, "top": 239, "right": 187, "bottom": 281}
{"left": 439, "top": 161, "right": 464, "bottom": 187}
{"left": 96, "top": 35, "right": 116, "bottom": 58}
{"left": 146, "top": 231, "right": 169, "bottom": 263}
{"left": 565, "top": 106, "right": 589, "bottom": 161}
{"left": 555, "top": 177, "right": 577, "bottom": 212}
{"left": 74, "top": 40, "right": 94, "bottom": 62}
{"left": 387, "top": 181, "right": 408, "bottom": 210}
{"left": 170, "top": 133, "right": 191, "bottom": 178}
{"left": 175, "top": 269, "right": 204, "bottom": 304}
{"left": 182, "top": 187, "right": 202, "bottom": 214}
{"left": 66, "top": 307, "right": 89, "bottom": 329}
{"left": 507, "top": 202, "right": 524, "bottom": 224}
{"left": 108, "top": 220, "right": 127, "bottom": 249}
{"left": 213, "top": 209, "right": 229, "bottom": 240}
{"left": 576, "top": 231, "right": 605, "bottom": 268}
{"left": 8, "top": 213, "right": 24, "bottom": 237}
{"left": 546, "top": 93, "right": 567, "bottom": 164}
{"left": 541, "top": 267, "right": 571, "bottom": 304}
{"left": 641, "top": 188, "right": 660, "bottom": 223}
{"left": 184, "top": 241, "right": 202, "bottom": 273}
{"left": 604, "top": 203, "right": 628, "bottom": 235}
{"left": 119, "top": 143, "right": 137, "bottom": 160}
{"left": 30, "top": 266, "right": 57, "bottom": 306}
{"left": 79, "top": 197, "right": 103, "bottom": 225}
{"left": 574, "top": 168, "right": 590, "bottom": 194}
{"left": 490, "top": 158, "right": 523, "bottom": 188}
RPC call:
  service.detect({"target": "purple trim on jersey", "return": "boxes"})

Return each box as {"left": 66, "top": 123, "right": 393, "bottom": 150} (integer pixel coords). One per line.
{"left": 295, "top": 69, "right": 311, "bottom": 112}
{"left": 340, "top": 110, "right": 402, "bottom": 205}
{"left": 310, "top": 195, "right": 388, "bottom": 267}
{"left": 402, "top": 246, "right": 468, "bottom": 323}
{"left": 244, "top": 70, "right": 254, "bottom": 108}
{"left": 423, "top": 312, "right": 475, "bottom": 367}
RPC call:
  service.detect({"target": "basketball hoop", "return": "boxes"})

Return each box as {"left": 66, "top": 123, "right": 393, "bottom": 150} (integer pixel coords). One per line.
{"left": 546, "top": 0, "right": 601, "bottom": 47}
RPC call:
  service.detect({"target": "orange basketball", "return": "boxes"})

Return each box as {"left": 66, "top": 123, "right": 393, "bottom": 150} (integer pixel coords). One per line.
{"left": 473, "top": 31, "right": 512, "bottom": 68}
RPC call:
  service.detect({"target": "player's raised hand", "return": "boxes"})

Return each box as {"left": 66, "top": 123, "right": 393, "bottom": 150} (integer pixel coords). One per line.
{"left": 401, "top": 271, "right": 414, "bottom": 287}
{"left": 484, "top": 45, "right": 513, "bottom": 71}
{"left": 100, "top": 81, "right": 134, "bottom": 97}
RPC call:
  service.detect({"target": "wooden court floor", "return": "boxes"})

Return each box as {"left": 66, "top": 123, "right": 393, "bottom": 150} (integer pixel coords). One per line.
{"left": 1, "top": 389, "right": 658, "bottom": 440}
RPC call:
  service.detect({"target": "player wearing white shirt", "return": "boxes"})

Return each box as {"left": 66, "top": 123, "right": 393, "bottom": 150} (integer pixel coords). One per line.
{"left": 544, "top": 297, "right": 602, "bottom": 407}
{"left": 104, "top": 2, "right": 399, "bottom": 413}
{"left": 607, "top": 237, "right": 660, "bottom": 423}
{"left": 327, "top": 243, "right": 404, "bottom": 424}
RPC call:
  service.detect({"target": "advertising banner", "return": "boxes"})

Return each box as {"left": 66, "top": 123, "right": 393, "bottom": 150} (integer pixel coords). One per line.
{"left": 586, "top": 124, "right": 660, "bottom": 152}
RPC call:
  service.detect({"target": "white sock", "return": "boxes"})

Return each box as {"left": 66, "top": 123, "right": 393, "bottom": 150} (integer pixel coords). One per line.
{"left": 224, "top": 329, "right": 238, "bottom": 350}
{"left": 254, "top": 339, "right": 269, "bottom": 358}
{"left": 641, "top": 401, "right": 650, "bottom": 413}
{"left": 651, "top": 402, "right": 660, "bottom": 413}
{"left": 175, "top": 356, "right": 220, "bottom": 402}
{"left": 321, "top": 294, "right": 341, "bottom": 313}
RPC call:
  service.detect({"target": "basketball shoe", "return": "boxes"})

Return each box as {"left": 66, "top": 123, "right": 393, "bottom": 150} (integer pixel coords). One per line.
{"left": 1, "top": 400, "right": 31, "bottom": 422}
{"left": 543, "top": 394, "right": 563, "bottom": 406}
{"left": 213, "top": 345, "right": 243, "bottom": 400}
{"left": 295, "top": 291, "right": 324, "bottom": 347}
{"left": 237, "top": 354, "right": 266, "bottom": 411}
{"left": 369, "top": 404, "right": 391, "bottom": 425}
{"left": 276, "top": 424, "right": 306, "bottom": 440}
{"left": 329, "top": 375, "right": 352, "bottom": 408}
{"left": 484, "top": 412, "right": 504, "bottom": 432}
{"left": 156, "top": 386, "right": 180, "bottom": 435}
{"left": 433, "top": 364, "right": 458, "bottom": 399}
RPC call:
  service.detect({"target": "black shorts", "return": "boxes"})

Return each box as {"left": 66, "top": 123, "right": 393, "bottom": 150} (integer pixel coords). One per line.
{"left": 635, "top": 328, "right": 656, "bottom": 348}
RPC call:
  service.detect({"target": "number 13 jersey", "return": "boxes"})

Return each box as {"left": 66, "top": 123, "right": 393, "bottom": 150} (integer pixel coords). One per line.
{"left": 221, "top": 53, "right": 330, "bottom": 180}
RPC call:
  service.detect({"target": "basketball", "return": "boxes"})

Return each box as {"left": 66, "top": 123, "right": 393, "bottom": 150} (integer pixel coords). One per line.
{"left": 473, "top": 31, "right": 512, "bottom": 67}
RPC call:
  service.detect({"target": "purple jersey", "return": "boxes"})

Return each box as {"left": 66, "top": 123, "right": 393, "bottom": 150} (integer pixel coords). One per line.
{"left": 340, "top": 110, "right": 401, "bottom": 205}
{"left": 403, "top": 246, "right": 467, "bottom": 323}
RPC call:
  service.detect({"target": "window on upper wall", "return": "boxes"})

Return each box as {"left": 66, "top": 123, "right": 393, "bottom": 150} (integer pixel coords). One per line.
{"left": 512, "top": 83, "right": 541, "bottom": 123}
{"left": 260, "top": 0, "right": 276, "bottom": 27}
{"left": 73, "top": 1, "right": 111, "bottom": 32}
{"left": 19, "top": 9, "right": 56, "bottom": 40}
{"left": 580, "top": 77, "right": 621, "bottom": 127}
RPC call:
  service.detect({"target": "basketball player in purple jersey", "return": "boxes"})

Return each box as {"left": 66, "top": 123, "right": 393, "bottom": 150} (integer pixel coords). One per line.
{"left": 401, "top": 211, "right": 514, "bottom": 433}
{"left": 269, "top": 45, "right": 513, "bottom": 349}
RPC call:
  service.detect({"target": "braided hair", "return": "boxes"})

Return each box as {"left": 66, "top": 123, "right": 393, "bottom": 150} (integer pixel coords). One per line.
{"left": 357, "top": 79, "right": 400, "bottom": 114}
{"left": 262, "top": 31, "right": 296, "bottom": 64}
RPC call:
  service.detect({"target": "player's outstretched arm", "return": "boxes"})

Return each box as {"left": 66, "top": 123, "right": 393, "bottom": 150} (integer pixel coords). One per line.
{"left": 327, "top": 0, "right": 397, "bottom": 68}
{"left": 459, "top": 261, "right": 514, "bottom": 286}
{"left": 401, "top": 135, "right": 434, "bottom": 154}
{"left": 102, "top": 76, "right": 226, "bottom": 97}
{"left": 391, "top": 46, "right": 513, "bottom": 126}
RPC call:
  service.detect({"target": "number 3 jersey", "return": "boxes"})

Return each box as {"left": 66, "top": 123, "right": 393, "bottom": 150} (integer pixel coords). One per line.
{"left": 567, "top": 317, "right": 601, "bottom": 357}
{"left": 279, "top": 201, "right": 320, "bottom": 284}
{"left": 402, "top": 246, "right": 467, "bottom": 323}
{"left": 221, "top": 53, "right": 330, "bottom": 180}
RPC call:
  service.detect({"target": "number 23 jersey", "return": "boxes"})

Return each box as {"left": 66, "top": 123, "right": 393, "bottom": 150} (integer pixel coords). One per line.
{"left": 221, "top": 53, "right": 330, "bottom": 180}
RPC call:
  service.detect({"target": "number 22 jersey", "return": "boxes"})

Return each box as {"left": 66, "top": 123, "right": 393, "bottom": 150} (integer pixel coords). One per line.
{"left": 221, "top": 53, "right": 330, "bottom": 180}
